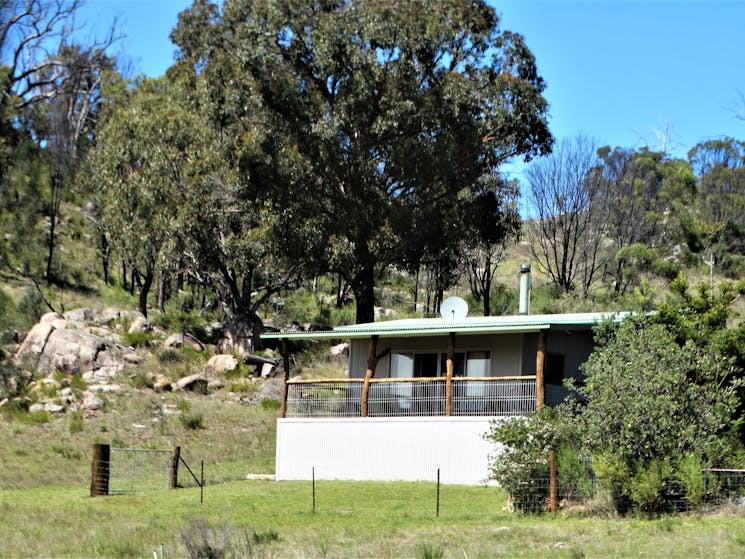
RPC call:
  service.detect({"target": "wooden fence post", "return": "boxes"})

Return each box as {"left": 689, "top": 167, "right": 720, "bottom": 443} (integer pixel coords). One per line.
{"left": 90, "top": 443, "right": 110, "bottom": 497}
{"left": 549, "top": 449, "right": 558, "bottom": 514}
{"left": 170, "top": 446, "right": 181, "bottom": 489}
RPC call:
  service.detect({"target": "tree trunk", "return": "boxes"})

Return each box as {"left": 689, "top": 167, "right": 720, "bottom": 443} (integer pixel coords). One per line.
{"left": 483, "top": 252, "right": 492, "bottom": 316}
{"left": 46, "top": 171, "right": 63, "bottom": 282}
{"left": 100, "top": 232, "right": 110, "bottom": 285}
{"left": 137, "top": 265, "right": 154, "bottom": 318}
{"left": 351, "top": 264, "right": 375, "bottom": 324}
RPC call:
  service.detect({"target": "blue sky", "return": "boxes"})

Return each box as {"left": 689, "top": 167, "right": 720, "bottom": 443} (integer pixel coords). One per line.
{"left": 78, "top": 0, "right": 745, "bottom": 162}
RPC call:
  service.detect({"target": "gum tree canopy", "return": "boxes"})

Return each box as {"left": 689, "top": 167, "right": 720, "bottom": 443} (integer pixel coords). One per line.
{"left": 173, "top": 0, "right": 552, "bottom": 323}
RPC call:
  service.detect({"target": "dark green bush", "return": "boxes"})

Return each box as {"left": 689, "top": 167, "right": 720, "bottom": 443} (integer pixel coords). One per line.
{"left": 180, "top": 412, "right": 205, "bottom": 430}
{"left": 17, "top": 287, "right": 46, "bottom": 328}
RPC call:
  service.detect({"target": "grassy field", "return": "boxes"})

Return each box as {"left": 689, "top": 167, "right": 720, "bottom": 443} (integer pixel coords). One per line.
{"left": 2, "top": 479, "right": 745, "bottom": 558}
{"left": 3, "top": 384, "right": 745, "bottom": 558}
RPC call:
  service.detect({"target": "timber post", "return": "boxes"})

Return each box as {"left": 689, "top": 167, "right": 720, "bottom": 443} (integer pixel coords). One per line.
{"left": 90, "top": 443, "right": 110, "bottom": 497}
{"left": 170, "top": 446, "right": 181, "bottom": 489}
{"left": 445, "top": 332, "right": 455, "bottom": 416}
{"left": 360, "top": 335, "right": 379, "bottom": 417}
{"left": 549, "top": 449, "right": 558, "bottom": 514}
{"left": 279, "top": 338, "right": 290, "bottom": 418}
{"left": 536, "top": 331, "right": 546, "bottom": 412}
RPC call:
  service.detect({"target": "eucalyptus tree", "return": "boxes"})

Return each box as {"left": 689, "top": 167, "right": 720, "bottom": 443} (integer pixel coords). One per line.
{"left": 591, "top": 147, "right": 669, "bottom": 294}
{"left": 171, "top": 0, "right": 552, "bottom": 324}
{"left": 688, "top": 138, "right": 745, "bottom": 275}
{"left": 91, "top": 77, "right": 191, "bottom": 316}
{"left": 1, "top": 0, "right": 119, "bottom": 281}
{"left": 525, "top": 136, "right": 606, "bottom": 296}
{"left": 465, "top": 175, "right": 521, "bottom": 315}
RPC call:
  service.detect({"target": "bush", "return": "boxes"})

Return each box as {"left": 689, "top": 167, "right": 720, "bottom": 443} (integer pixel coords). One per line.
{"left": 180, "top": 412, "right": 205, "bottom": 430}
{"left": 157, "top": 348, "right": 184, "bottom": 364}
{"left": 260, "top": 398, "right": 280, "bottom": 411}
{"left": 16, "top": 287, "right": 46, "bottom": 328}
{"left": 486, "top": 411, "right": 565, "bottom": 513}
{"left": 129, "top": 372, "right": 154, "bottom": 390}
{"left": 181, "top": 516, "right": 230, "bottom": 559}
{"left": 121, "top": 330, "right": 153, "bottom": 348}
{"left": 68, "top": 411, "right": 84, "bottom": 434}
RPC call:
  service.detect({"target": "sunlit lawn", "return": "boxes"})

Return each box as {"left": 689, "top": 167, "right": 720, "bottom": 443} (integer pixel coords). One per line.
{"left": 2, "top": 480, "right": 745, "bottom": 558}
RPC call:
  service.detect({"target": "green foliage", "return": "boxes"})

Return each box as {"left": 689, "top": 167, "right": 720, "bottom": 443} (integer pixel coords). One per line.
{"left": 157, "top": 348, "right": 185, "bottom": 364}
{"left": 260, "top": 398, "right": 280, "bottom": 411}
{"left": 628, "top": 459, "right": 675, "bottom": 516}
{"left": 68, "top": 411, "right": 84, "bottom": 434}
{"left": 129, "top": 372, "right": 154, "bottom": 390}
{"left": 575, "top": 316, "right": 739, "bottom": 466}
{"left": 94, "top": 537, "right": 144, "bottom": 559}
{"left": 675, "top": 453, "right": 707, "bottom": 509}
{"left": 176, "top": 399, "right": 191, "bottom": 412}
{"left": 417, "top": 542, "right": 445, "bottom": 559}
{"left": 485, "top": 410, "right": 566, "bottom": 513}
{"left": 180, "top": 412, "right": 204, "bottom": 430}
{"left": 16, "top": 287, "right": 46, "bottom": 328}
{"left": 0, "top": 288, "right": 20, "bottom": 340}
{"left": 121, "top": 330, "right": 153, "bottom": 348}
{"left": 50, "top": 444, "right": 81, "bottom": 460}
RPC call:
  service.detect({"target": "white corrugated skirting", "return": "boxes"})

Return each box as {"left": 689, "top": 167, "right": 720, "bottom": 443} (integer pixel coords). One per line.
{"left": 275, "top": 416, "right": 509, "bottom": 485}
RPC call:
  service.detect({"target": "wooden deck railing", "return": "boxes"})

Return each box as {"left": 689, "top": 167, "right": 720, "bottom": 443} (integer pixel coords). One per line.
{"left": 283, "top": 376, "right": 537, "bottom": 418}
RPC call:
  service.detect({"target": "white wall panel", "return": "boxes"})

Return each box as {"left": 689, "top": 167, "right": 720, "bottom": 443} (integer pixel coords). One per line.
{"left": 275, "top": 416, "right": 509, "bottom": 485}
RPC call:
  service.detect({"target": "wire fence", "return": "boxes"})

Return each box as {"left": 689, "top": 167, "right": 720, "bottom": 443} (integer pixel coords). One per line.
{"left": 90, "top": 444, "right": 204, "bottom": 497}
{"left": 508, "top": 469, "right": 745, "bottom": 514}
{"left": 109, "top": 448, "right": 173, "bottom": 494}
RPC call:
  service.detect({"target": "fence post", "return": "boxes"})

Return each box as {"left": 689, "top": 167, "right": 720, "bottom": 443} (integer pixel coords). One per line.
{"left": 90, "top": 443, "right": 110, "bottom": 497}
{"left": 170, "top": 446, "right": 181, "bottom": 489}
{"left": 548, "top": 449, "right": 558, "bottom": 514}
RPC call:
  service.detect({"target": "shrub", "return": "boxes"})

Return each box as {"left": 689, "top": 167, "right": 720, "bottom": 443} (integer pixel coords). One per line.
{"left": 486, "top": 411, "right": 565, "bottom": 513}
{"left": 177, "top": 399, "right": 191, "bottom": 412}
{"left": 121, "top": 330, "right": 153, "bottom": 348}
{"left": 180, "top": 412, "right": 205, "bottom": 430}
{"left": 129, "top": 372, "right": 154, "bottom": 390}
{"left": 181, "top": 516, "right": 230, "bottom": 559}
{"left": 676, "top": 453, "right": 707, "bottom": 509}
{"left": 260, "top": 398, "right": 280, "bottom": 411}
{"left": 629, "top": 459, "right": 675, "bottom": 515}
{"left": 417, "top": 543, "right": 445, "bottom": 559}
{"left": 68, "top": 411, "right": 84, "bottom": 434}
{"left": 157, "top": 348, "right": 184, "bottom": 364}
{"left": 16, "top": 287, "right": 46, "bottom": 328}
{"left": 51, "top": 444, "right": 81, "bottom": 459}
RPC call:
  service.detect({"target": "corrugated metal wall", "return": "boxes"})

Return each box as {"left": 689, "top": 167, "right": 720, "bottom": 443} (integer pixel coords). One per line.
{"left": 275, "top": 416, "right": 510, "bottom": 485}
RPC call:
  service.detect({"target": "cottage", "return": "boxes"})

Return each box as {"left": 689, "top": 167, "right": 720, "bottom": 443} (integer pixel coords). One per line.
{"left": 261, "top": 269, "right": 627, "bottom": 484}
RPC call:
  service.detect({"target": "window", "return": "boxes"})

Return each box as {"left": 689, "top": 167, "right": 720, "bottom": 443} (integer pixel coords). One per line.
{"left": 389, "top": 351, "right": 490, "bottom": 378}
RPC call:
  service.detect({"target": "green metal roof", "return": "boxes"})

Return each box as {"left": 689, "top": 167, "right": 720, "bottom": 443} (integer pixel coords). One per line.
{"left": 260, "top": 312, "right": 630, "bottom": 340}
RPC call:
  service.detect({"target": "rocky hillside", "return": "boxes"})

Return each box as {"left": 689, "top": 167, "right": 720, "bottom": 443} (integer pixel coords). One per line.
{"left": 2, "top": 306, "right": 290, "bottom": 415}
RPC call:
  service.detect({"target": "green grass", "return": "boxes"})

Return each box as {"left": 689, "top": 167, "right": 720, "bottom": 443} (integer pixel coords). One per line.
{"left": 1, "top": 480, "right": 744, "bottom": 558}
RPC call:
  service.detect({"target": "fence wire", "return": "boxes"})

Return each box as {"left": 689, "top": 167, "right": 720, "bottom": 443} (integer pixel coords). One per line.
{"left": 108, "top": 448, "right": 173, "bottom": 494}
{"left": 508, "top": 469, "right": 745, "bottom": 514}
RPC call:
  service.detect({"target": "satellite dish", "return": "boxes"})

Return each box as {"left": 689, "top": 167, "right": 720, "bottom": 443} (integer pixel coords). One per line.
{"left": 440, "top": 296, "right": 468, "bottom": 320}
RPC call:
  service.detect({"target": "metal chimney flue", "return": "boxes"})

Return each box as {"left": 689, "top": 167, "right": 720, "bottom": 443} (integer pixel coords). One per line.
{"left": 519, "top": 264, "right": 531, "bottom": 315}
